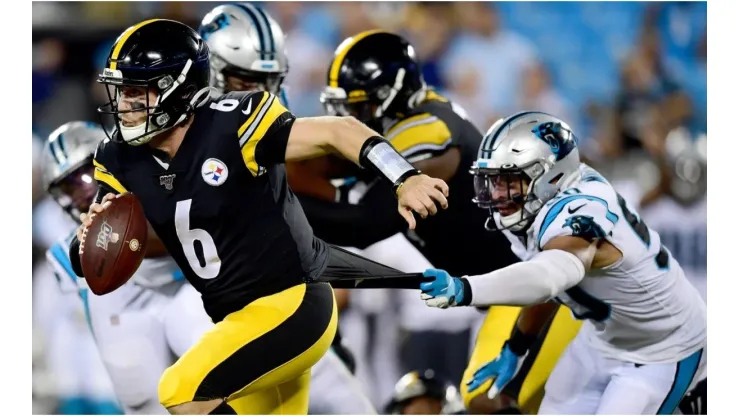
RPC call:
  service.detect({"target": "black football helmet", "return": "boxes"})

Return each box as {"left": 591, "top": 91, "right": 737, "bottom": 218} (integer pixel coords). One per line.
{"left": 97, "top": 19, "right": 211, "bottom": 146}
{"left": 320, "top": 30, "right": 425, "bottom": 132}
{"left": 385, "top": 370, "right": 466, "bottom": 415}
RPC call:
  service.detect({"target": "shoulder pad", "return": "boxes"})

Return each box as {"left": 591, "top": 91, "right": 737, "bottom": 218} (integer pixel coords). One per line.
{"left": 535, "top": 190, "right": 619, "bottom": 250}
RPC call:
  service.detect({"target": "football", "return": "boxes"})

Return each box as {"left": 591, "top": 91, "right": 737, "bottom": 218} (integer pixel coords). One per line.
{"left": 80, "top": 193, "right": 148, "bottom": 295}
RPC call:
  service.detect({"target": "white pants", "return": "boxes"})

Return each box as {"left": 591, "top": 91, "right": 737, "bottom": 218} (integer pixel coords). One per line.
{"left": 539, "top": 329, "right": 707, "bottom": 415}
{"left": 32, "top": 262, "right": 118, "bottom": 404}
{"left": 309, "top": 348, "right": 377, "bottom": 414}
{"left": 86, "top": 280, "right": 213, "bottom": 414}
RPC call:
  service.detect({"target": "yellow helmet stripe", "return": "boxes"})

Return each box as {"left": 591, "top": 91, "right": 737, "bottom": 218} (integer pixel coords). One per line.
{"left": 328, "top": 29, "right": 386, "bottom": 88}
{"left": 109, "top": 19, "right": 163, "bottom": 70}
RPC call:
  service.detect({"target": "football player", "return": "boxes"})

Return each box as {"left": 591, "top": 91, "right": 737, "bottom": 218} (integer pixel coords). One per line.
{"left": 67, "top": 19, "right": 447, "bottom": 415}
{"left": 199, "top": 4, "right": 376, "bottom": 414}
{"left": 384, "top": 369, "right": 465, "bottom": 415}
{"left": 289, "top": 30, "right": 580, "bottom": 414}
{"left": 420, "top": 112, "right": 707, "bottom": 414}
{"left": 42, "top": 121, "right": 215, "bottom": 414}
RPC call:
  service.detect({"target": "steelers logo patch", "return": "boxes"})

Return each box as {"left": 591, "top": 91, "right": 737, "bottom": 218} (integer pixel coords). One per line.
{"left": 201, "top": 158, "right": 229, "bottom": 186}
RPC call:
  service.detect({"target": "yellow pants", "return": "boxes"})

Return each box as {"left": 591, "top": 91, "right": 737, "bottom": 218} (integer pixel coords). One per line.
{"left": 158, "top": 283, "right": 337, "bottom": 414}
{"left": 462, "top": 305, "right": 581, "bottom": 414}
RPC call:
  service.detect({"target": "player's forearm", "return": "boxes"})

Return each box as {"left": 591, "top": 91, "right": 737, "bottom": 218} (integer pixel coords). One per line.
{"left": 459, "top": 250, "right": 585, "bottom": 307}
{"left": 517, "top": 302, "right": 559, "bottom": 336}
{"left": 286, "top": 116, "right": 374, "bottom": 162}
{"left": 287, "top": 117, "right": 420, "bottom": 193}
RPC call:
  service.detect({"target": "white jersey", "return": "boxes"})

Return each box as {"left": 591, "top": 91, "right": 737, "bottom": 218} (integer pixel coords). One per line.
{"left": 502, "top": 164, "right": 706, "bottom": 364}
{"left": 613, "top": 181, "right": 707, "bottom": 302}
{"left": 46, "top": 232, "right": 184, "bottom": 290}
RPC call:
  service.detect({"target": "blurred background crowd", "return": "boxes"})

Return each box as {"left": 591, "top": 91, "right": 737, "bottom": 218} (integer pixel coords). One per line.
{"left": 32, "top": 2, "right": 707, "bottom": 414}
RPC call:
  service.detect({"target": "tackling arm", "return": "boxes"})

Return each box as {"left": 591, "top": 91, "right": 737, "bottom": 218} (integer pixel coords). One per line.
{"left": 458, "top": 236, "right": 595, "bottom": 307}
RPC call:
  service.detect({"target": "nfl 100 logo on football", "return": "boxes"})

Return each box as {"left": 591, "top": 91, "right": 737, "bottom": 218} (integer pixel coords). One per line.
{"left": 201, "top": 158, "right": 229, "bottom": 186}
{"left": 96, "top": 219, "right": 119, "bottom": 251}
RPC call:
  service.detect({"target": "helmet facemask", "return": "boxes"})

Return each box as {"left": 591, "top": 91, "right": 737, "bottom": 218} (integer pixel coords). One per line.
{"left": 97, "top": 60, "right": 202, "bottom": 146}
{"left": 321, "top": 68, "right": 410, "bottom": 133}
{"left": 46, "top": 160, "right": 98, "bottom": 224}
{"left": 471, "top": 161, "right": 548, "bottom": 233}
{"left": 210, "top": 53, "right": 286, "bottom": 95}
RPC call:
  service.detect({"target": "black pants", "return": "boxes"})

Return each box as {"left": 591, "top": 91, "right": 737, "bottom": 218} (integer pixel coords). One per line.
{"left": 401, "top": 329, "right": 472, "bottom": 387}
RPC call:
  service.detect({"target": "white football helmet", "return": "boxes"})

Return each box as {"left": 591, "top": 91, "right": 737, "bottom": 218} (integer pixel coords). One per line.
{"left": 471, "top": 111, "right": 582, "bottom": 232}
{"left": 199, "top": 3, "right": 289, "bottom": 95}
{"left": 42, "top": 121, "right": 107, "bottom": 222}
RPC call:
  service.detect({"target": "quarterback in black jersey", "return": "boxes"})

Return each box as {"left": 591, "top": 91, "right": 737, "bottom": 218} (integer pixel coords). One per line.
{"left": 67, "top": 20, "right": 448, "bottom": 415}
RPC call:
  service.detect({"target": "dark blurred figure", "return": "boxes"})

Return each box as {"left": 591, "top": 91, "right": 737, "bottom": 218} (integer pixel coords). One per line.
{"left": 385, "top": 370, "right": 466, "bottom": 415}
{"left": 403, "top": 2, "right": 456, "bottom": 89}
{"left": 597, "top": 14, "right": 694, "bottom": 160}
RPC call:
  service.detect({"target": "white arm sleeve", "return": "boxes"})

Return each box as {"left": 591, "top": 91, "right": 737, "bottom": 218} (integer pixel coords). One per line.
{"left": 465, "top": 249, "right": 586, "bottom": 306}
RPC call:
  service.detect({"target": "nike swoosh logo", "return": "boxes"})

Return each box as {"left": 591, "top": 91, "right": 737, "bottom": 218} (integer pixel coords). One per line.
{"left": 568, "top": 204, "right": 586, "bottom": 214}
{"left": 242, "top": 99, "right": 252, "bottom": 115}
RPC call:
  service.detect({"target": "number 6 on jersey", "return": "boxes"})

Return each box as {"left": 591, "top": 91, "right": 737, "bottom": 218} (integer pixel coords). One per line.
{"left": 175, "top": 199, "right": 222, "bottom": 279}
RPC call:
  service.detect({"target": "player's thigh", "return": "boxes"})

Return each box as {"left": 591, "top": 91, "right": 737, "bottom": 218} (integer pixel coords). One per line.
{"left": 309, "top": 349, "right": 376, "bottom": 415}
{"left": 87, "top": 287, "right": 172, "bottom": 413}
{"left": 596, "top": 349, "right": 705, "bottom": 415}
{"left": 517, "top": 307, "right": 582, "bottom": 413}
{"left": 162, "top": 283, "right": 214, "bottom": 357}
{"left": 538, "top": 330, "right": 606, "bottom": 415}
{"left": 229, "top": 371, "right": 313, "bottom": 415}
{"left": 461, "top": 306, "right": 521, "bottom": 408}
{"left": 158, "top": 282, "right": 337, "bottom": 408}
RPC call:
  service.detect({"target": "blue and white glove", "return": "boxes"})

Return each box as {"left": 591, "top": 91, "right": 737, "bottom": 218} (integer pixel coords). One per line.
{"left": 420, "top": 268, "right": 465, "bottom": 308}
{"left": 465, "top": 343, "right": 527, "bottom": 399}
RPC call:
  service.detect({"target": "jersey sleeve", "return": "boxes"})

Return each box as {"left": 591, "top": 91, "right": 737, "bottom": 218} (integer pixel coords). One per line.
{"left": 386, "top": 111, "right": 454, "bottom": 162}
{"left": 235, "top": 91, "right": 296, "bottom": 176}
{"left": 92, "top": 139, "right": 128, "bottom": 194}
{"left": 535, "top": 193, "right": 620, "bottom": 250}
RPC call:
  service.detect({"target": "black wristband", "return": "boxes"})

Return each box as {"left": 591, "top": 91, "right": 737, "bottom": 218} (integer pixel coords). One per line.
{"left": 507, "top": 327, "right": 538, "bottom": 356}
{"left": 359, "top": 136, "right": 420, "bottom": 193}
{"left": 69, "top": 236, "right": 84, "bottom": 278}
{"left": 458, "top": 278, "right": 473, "bottom": 306}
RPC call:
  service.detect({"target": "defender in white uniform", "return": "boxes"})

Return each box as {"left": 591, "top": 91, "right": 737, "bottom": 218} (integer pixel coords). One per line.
{"left": 42, "top": 122, "right": 214, "bottom": 414}
{"left": 419, "top": 112, "right": 707, "bottom": 414}
{"left": 200, "top": 5, "right": 377, "bottom": 414}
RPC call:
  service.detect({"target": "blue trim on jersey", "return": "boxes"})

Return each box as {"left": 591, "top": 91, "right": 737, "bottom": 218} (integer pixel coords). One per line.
{"left": 279, "top": 89, "right": 289, "bottom": 109}
{"left": 537, "top": 195, "right": 619, "bottom": 249}
{"left": 50, "top": 242, "right": 77, "bottom": 286}
{"left": 657, "top": 349, "right": 703, "bottom": 414}
{"left": 173, "top": 269, "right": 185, "bottom": 281}
{"left": 78, "top": 288, "right": 94, "bottom": 336}
{"left": 235, "top": 3, "right": 272, "bottom": 61}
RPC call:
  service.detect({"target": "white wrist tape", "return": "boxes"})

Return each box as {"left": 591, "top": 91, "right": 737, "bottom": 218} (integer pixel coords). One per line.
{"left": 467, "top": 249, "right": 586, "bottom": 306}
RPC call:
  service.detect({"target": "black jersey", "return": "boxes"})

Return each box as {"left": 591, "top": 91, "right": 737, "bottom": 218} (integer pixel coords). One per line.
{"left": 92, "top": 91, "right": 329, "bottom": 321}
{"left": 298, "top": 91, "right": 519, "bottom": 276}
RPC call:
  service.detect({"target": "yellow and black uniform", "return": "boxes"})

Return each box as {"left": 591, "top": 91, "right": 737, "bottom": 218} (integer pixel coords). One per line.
{"left": 71, "top": 89, "right": 342, "bottom": 413}
{"left": 462, "top": 306, "right": 582, "bottom": 414}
